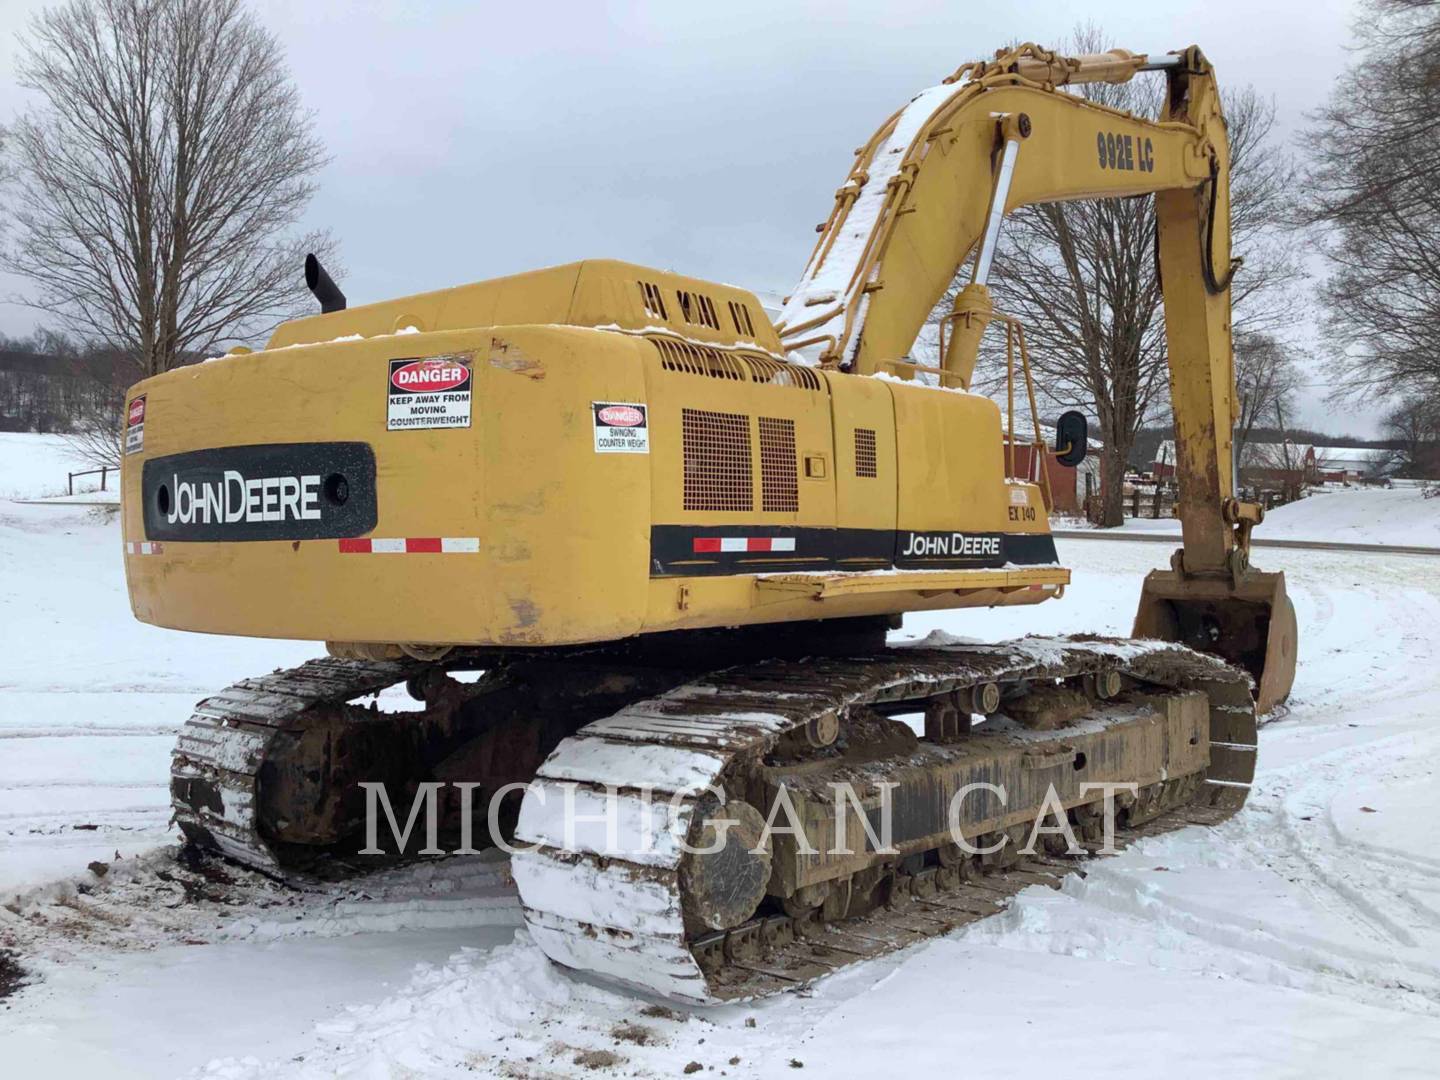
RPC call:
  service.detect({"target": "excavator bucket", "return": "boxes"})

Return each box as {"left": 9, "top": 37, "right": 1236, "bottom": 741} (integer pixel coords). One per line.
{"left": 1133, "top": 568, "right": 1297, "bottom": 714}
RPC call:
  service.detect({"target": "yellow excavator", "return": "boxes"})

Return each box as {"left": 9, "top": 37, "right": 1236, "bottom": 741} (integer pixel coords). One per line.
{"left": 121, "top": 44, "right": 1296, "bottom": 1003}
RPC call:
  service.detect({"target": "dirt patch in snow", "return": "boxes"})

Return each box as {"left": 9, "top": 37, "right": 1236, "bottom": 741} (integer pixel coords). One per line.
{"left": 570, "top": 1047, "right": 622, "bottom": 1069}
{"left": 610, "top": 1021, "right": 656, "bottom": 1045}
{"left": 0, "top": 950, "right": 27, "bottom": 1002}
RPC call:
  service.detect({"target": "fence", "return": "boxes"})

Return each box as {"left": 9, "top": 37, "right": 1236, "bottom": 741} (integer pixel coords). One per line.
{"left": 1076, "top": 476, "right": 1328, "bottom": 524}
{"left": 68, "top": 466, "right": 112, "bottom": 495}
{"left": 1128, "top": 485, "right": 1176, "bottom": 519}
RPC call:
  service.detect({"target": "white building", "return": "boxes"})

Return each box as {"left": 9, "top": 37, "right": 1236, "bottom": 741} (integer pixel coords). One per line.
{"left": 1312, "top": 446, "right": 1392, "bottom": 481}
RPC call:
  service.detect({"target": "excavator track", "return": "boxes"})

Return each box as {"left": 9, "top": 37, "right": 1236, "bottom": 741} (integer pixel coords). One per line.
{"left": 170, "top": 635, "right": 1255, "bottom": 1005}
{"left": 512, "top": 637, "right": 1256, "bottom": 1003}
{"left": 171, "top": 655, "right": 429, "bottom": 872}
{"left": 169, "top": 654, "right": 701, "bottom": 877}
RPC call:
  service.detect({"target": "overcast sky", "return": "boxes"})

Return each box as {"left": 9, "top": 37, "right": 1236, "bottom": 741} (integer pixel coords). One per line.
{"left": 0, "top": 0, "right": 1380, "bottom": 434}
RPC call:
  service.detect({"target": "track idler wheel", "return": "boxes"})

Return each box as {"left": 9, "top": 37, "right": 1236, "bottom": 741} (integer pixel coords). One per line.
{"left": 679, "top": 800, "right": 772, "bottom": 935}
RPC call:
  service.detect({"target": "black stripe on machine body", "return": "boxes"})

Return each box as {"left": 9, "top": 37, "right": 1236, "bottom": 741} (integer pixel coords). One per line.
{"left": 1000, "top": 532, "right": 1059, "bottom": 566}
{"left": 649, "top": 525, "right": 1058, "bottom": 578}
{"left": 649, "top": 525, "right": 886, "bottom": 578}
{"left": 893, "top": 530, "right": 1059, "bottom": 570}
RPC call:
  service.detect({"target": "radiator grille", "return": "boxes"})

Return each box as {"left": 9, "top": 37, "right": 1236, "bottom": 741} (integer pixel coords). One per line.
{"left": 638, "top": 280, "right": 669, "bottom": 321}
{"left": 745, "top": 354, "right": 823, "bottom": 390}
{"left": 728, "top": 300, "right": 756, "bottom": 337}
{"left": 654, "top": 338, "right": 747, "bottom": 381}
{"left": 683, "top": 408, "right": 753, "bottom": 512}
{"left": 676, "top": 290, "right": 721, "bottom": 330}
{"left": 758, "top": 417, "right": 799, "bottom": 513}
{"left": 855, "top": 428, "right": 878, "bottom": 478}
{"left": 651, "top": 338, "right": 822, "bottom": 391}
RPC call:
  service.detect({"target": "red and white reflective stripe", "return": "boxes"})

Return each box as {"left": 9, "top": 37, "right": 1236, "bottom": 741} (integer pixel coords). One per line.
{"left": 124, "top": 541, "right": 164, "bottom": 555}
{"left": 692, "top": 537, "right": 797, "bottom": 554}
{"left": 338, "top": 537, "right": 479, "bottom": 554}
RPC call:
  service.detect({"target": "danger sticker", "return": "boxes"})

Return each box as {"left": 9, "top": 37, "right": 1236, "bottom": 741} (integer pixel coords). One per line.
{"left": 593, "top": 402, "right": 649, "bottom": 454}
{"left": 387, "top": 353, "right": 473, "bottom": 431}
{"left": 125, "top": 395, "right": 145, "bottom": 456}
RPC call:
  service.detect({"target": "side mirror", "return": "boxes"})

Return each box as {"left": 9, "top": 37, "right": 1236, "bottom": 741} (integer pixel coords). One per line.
{"left": 1055, "top": 411, "right": 1088, "bottom": 467}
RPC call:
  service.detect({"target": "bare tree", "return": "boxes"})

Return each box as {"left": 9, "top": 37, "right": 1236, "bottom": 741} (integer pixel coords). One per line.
{"left": 1302, "top": 1, "right": 1440, "bottom": 403}
{"left": 1234, "top": 332, "right": 1302, "bottom": 469}
{"left": 0, "top": 123, "right": 12, "bottom": 217}
{"left": 928, "top": 29, "right": 1303, "bottom": 526}
{"left": 1384, "top": 396, "right": 1440, "bottom": 479}
{"left": 5, "top": 0, "right": 332, "bottom": 427}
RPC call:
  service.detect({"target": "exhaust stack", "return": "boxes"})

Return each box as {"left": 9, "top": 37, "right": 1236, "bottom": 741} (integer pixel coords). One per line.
{"left": 304, "top": 253, "right": 346, "bottom": 313}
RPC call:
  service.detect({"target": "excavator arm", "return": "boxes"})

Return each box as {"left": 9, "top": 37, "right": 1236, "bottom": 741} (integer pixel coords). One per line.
{"left": 778, "top": 44, "right": 1296, "bottom": 710}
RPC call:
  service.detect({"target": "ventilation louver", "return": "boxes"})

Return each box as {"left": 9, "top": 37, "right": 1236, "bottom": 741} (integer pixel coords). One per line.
{"left": 683, "top": 408, "right": 753, "bottom": 512}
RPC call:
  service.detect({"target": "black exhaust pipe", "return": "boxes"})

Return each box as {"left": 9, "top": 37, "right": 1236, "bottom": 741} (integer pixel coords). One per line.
{"left": 304, "top": 253, "right": 346, "bottom": 313}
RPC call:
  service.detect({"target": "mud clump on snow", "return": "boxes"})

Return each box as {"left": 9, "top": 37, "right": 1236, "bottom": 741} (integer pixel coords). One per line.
{"left": 640, "top": 1003, "right": 681, "bottom": 1021}
{"left": 0, "top": 950, "right": 28, "bottom": 1003}
{"left": 156, "top": 847, "right": 241, "bottom": 905}
{"left": 610, "top": 1021, "right": 656, "bottom": 1045}
{"left": 572, "top": 1048, "right": 622, "bottom": 1069}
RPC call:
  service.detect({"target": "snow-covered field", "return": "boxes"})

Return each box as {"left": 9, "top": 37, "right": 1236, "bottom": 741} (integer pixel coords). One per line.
{"left": 3, "top": 432, "right": 1440, "bottom": 1078}
{"left": 0, "top": 432, "right": 105, "bottom": 500}
{"left": 0, "top": 497, "right": 311, "bottom": 898}
{"left": 1081, "top": 484, "right": 1440, "bottom": 548}
{"left": 1252, "top": 485, "right": 1440, "bottom": 547}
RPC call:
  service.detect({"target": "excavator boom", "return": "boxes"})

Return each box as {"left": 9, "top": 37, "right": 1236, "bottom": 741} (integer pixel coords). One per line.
{"left": 778, "top": 43, "right": 1296, "bottom": 710}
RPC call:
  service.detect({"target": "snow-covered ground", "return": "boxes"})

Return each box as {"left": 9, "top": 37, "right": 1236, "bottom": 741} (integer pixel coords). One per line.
{"left": 0, "top": 499, "right": 312, "bottom": 898}
{"left": 1070, "top": 485, "right": 1440, "bottom": 548}
{"left": 3, "top": 432, "right": 1440, "bottom": 1077}
{"left": 1251, "top": 485, "right": 1439, "bottom": 547}
{"left": 0, "top": 432, "right": 111, "bottom": 501}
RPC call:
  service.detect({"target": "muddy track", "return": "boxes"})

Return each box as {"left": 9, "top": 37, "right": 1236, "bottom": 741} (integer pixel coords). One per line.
{"left": 159, "top": 633, "right": 1258, "bottom": 1005}
{"left": 0, "top": 950, "right": 28, "bottom": 1003}
{"left": 514, "top": 637, "right": 1256, "bottom": 1002}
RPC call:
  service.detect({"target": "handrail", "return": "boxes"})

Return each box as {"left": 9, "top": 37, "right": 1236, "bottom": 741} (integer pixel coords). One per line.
{"left": 935, "top": 307, "right": 1056, "bottom": 508}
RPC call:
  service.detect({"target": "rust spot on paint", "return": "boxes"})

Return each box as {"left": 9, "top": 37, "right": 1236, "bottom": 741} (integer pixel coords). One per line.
{"left": 508, "top": 597, "right": 541, "bottom": 629}
{"left": 494, "top": 541, "right": 532, "bottom": 564}
{"left": 489, "top": 336, "right": 545, "bottom": 379}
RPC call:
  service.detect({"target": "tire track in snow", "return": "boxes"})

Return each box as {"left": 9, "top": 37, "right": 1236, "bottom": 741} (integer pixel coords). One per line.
{"left": 0, "top": 728, "right": 181, "bottom": 739}
{"left": 962, "top": 550, "right": 1440, "bottom": 1016}
{"left": 5, "top": 849, "right": 520, "bottom": 968}
{"left": 1256, "top": 731, "right": 1440, "bottom": 948}
{"left": 1018, "top": 835, "right": 1440, "bottom": 1016}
